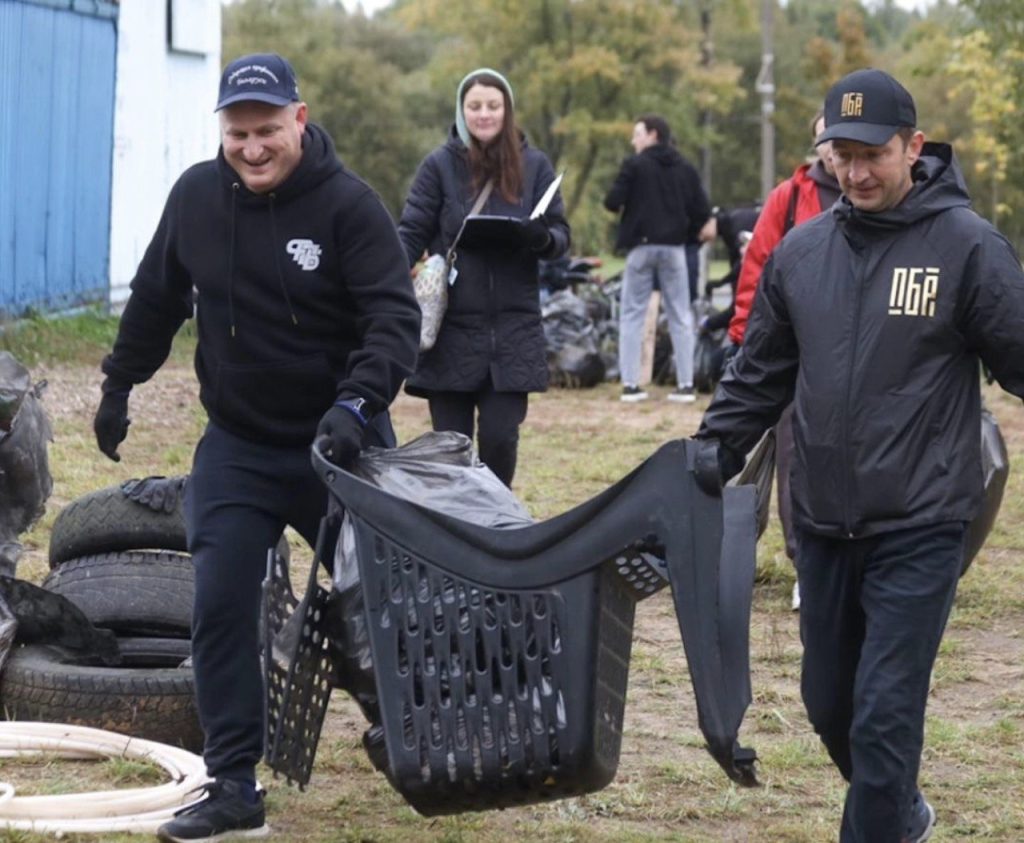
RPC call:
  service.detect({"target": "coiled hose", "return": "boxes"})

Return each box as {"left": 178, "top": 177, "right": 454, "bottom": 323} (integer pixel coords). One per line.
{"left": 0, "top": 721, "right": 209, "bottom": 834}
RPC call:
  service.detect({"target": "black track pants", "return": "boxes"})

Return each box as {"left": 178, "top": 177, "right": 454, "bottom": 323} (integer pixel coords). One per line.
{"left": 796, "top": 522, "right": 964, "bottom": 843}
{"left": 184, "top": 416, "right": 394, "bottom": 784}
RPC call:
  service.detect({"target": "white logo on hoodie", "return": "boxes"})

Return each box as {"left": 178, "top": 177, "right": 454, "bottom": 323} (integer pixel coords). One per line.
{"left": 286, "top": 239, "right": 322, "bottom": 271}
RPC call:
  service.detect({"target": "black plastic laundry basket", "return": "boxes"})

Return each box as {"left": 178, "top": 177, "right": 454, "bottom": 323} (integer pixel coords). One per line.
{"left": 348, "top": 524, "right": 646, "bottom": 814}
{"left": 285, "top": 438, "right": 758, "bottom": 815}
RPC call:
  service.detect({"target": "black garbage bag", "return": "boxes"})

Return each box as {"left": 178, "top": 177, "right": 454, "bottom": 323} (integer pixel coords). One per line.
{"left": 542, "top": 289, "right": 607, "bottom": 388}
{"left": 962, "top": 406, "right": 1009, "bottom": 574}
{"left": 328, "top": 432, "right": 534, "bottom": 765}
{"left": 0, "top": 353, "right": 53, "bottom": 576}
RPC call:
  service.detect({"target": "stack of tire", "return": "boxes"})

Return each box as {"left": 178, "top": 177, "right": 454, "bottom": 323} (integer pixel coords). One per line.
{"left": 0, "top": 477, "right": 203, "bottom": 752}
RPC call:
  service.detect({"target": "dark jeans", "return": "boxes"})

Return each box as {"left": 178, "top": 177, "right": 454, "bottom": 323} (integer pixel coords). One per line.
{"left": 427, "top": 385, "right": 528, "bottom": 487}
{"left": 185, "top": 415, "right": 395, "bottom": 784}
{"left": 796, "top": 522, "right": 965, "bottom": 843}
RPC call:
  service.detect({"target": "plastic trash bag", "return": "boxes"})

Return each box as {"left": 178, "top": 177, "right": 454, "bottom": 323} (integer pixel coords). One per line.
{"left": 328, "top": 431, "right": 533, "bottom": 756}
{"left": 731, "top": 428, "right": 775, "bottom": 540}
{"left": 541, "top": 289, "right": 607, "bottom": 388}
{"left": 0, "top": 353, "right": 53, "bottom": 576}
{"left": 962, "top": 406, "right": 1009, "bottom": 575}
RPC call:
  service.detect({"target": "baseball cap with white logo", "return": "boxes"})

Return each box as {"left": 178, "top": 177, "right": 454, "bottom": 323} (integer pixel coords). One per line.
{"left": 815, "top": 68, "right": 916, "bottom": 147}
{"left": 215, "top": 53, "right": 300, "bottom": 112}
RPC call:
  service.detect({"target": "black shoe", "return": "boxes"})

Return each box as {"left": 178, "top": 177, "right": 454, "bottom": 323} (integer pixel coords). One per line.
{"left": 904, "top": 791, "right": 936, "bottom": 843}
{"left": 157, "top": 779, "right": 269, "bottom": 842}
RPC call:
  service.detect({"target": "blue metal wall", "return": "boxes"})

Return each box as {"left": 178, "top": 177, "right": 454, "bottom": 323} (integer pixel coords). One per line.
{"left": 0, "top": 0, "right": 119, "bottom": 316}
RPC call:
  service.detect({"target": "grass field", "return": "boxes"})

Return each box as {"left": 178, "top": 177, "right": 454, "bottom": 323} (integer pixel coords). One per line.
{"left": 1, "top": 312, "right": 1023, "bottom": 842}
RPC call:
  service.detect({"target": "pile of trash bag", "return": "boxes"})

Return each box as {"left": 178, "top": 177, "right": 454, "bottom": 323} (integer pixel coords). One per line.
{"left": 541, "top": 289, "right": 608, "bottom": 388}
{"left": 0, "top": 352, "right": 53, "bottom": 576}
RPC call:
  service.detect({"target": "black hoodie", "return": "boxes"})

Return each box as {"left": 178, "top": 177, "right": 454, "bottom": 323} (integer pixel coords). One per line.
{"left": 604, "top": 143, "right": 711, "bottom": 253}
{"left": 699, "top": 143, "right": 1024, "bottom": 538}
{"left": 102, "top": 122, "right": 420, "bottom": 446}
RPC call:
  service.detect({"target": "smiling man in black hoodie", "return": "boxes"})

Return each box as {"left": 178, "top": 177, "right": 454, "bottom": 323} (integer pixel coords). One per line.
{"left": 696, "top": 70, "right": 1024, "bottom": 843}
{"left": 92, "top": 53, "right": 420, "bottom": 842}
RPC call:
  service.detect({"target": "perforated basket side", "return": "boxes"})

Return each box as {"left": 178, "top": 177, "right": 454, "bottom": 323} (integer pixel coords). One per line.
{"left": 354, "top": 522, "right": 637, "bottom": 815}
{"left": 263, "top": 551, "right": 335, "bottom": 788}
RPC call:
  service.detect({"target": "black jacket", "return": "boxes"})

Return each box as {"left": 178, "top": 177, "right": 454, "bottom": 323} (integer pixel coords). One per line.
{"left": 398, "top": 128, "right": 570, "bottom": 394}
{"left": 604, "top": 144, "right": 711, "bottom": 253}
{"left": 698, "top": 144, "right": 1024, "bottom": 538}
{"left": 102, "top": 123, "right": 420, "bottom": 446}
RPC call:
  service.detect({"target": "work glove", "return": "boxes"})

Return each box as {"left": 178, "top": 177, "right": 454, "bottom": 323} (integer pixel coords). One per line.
{"left": 315, "top": 403, "right": 365, "bottom": 468}
{"left": 692, "top": 438, "right": 745, "bottom": 497}
{"left": 94, "top": 389, "right": 131, "bottom": 462}
{"left": 121, "top": 475, "right": 187, "bottom": 514}
{"left": 520, "top": 217, "right": 553, "bottom": 252}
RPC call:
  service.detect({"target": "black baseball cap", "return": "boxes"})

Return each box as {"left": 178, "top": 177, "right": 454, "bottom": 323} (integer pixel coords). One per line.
{"left": 215, "top": 53, "right": 300, "bottom": 112}
{"left": 815, "top": 69, "right": 916, "bottom": 147}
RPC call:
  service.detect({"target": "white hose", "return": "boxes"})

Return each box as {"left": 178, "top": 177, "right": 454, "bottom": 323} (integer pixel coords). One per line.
{"left": 0, "top": 721, "right": 211, "bottom": 834}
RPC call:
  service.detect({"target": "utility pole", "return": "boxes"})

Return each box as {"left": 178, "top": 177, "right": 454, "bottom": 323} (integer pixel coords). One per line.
{"left": 756, "top": 0, "right": 775, "bottom": 201}
{"left": 699, "top": 1, "right": 713, "bottom": 196}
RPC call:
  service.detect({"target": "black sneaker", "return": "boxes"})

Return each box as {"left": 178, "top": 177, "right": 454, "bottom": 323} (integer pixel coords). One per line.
{"left": 620, "top": 385, "right": 649, "bottom": 402}
{"left": 157, "top": 779, "right": 269, "bottom": 842}
{"left": 904, "top": 791, "right": 936, "bottom": 843}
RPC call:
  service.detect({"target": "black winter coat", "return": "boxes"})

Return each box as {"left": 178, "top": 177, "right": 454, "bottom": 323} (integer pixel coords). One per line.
{"left": 398, "top": 128, "right": 570, "bottom": 395}
{"left": 604, "top": 144, "right": 710, "bottom": 253}
{"left": 699, "top": 144, "right": 1024, "bottom": 538}
{"left": 102, "top": 123, "right": 420, "bottom": 446}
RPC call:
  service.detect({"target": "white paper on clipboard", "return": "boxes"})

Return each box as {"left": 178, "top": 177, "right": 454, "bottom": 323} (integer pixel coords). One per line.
{"left": 529, "top": 171, "right": 565, "bottom": 219}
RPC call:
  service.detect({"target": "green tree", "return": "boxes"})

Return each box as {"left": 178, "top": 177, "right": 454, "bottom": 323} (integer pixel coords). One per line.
{"left": 223, "top": 0, "right": 432, "bottom": 214}
{"left": 393, "top": 0, "right": 745, "bottom": 251}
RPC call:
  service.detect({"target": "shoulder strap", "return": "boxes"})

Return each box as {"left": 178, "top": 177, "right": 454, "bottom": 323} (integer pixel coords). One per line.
{"left": 446, "top": 179, "right": 495, "bottom": 263}
{"left": 782, "top": 180, "right": 800, "bottom": 235}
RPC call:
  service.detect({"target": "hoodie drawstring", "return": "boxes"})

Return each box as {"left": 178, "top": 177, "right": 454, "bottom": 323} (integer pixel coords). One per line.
{"left": 228, "top": 184, "right": 239, "bottom": 338}
{"left": 268, "top": 194, "right": 299, "bottom": 326}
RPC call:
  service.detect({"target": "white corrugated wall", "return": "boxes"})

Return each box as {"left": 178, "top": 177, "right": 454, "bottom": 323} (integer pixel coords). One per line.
{"left": 108, "top": 1, "right": 222, "bottom": 308}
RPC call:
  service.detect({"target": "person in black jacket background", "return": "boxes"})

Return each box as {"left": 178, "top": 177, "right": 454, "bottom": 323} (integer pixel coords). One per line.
{"left": 398, "top": 68, "right": 569, "bottom": 487}
{"left": 604, "top": 114, "right": 711, "bottom": 404}
{"left": 92, "top": 53, "right": 420, "bottom": 842}
{"left": 696, "top": 69, "right": 1024, "bottom": 843}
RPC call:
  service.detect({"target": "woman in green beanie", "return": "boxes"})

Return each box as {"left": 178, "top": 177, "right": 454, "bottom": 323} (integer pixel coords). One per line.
{"left": 398, "top": 68, "right": 570, "bottom": 486}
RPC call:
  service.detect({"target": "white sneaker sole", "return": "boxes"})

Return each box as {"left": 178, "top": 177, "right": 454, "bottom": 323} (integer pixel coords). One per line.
{"left": 666, "top": 393, "right": 696, "bottom": 403}
{"left": 158, "top": 823, "right": 270, "bottom": 842}
{"left": 620, "top": 393, "right": 649, "bottom": 403}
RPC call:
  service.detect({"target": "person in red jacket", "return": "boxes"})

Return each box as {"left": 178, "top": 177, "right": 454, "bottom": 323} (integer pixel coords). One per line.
{"left": 729, "top": 110, "right": 840, "bottom": 344}
{"left": 727, "top": 111, "right": 840, "bottom": 610}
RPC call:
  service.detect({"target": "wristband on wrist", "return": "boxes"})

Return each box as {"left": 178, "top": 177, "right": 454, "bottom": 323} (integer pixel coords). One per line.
{"left": 334, "top": 397, "right": 369, "bottom": 426}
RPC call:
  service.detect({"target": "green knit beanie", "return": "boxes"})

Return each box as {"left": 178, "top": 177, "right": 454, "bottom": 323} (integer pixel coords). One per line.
{"left": 454, "top": 67, "right": 515, "bottom": 146}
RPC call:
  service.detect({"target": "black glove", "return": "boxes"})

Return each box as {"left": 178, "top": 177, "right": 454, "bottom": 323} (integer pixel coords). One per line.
{"left": 692, "top": 438, "right": 745, "bottom": 497}
{"left": 315, "top": 404, "right": 365, "bottom": 467}
{"left": 121, "top": 475, "right": 187, "bottom": 514}
{"left": 521, "top": 217, "right": 553, "bottom": 252}
{"left": 94, "top": 390, "right": 131, "bottom": 462}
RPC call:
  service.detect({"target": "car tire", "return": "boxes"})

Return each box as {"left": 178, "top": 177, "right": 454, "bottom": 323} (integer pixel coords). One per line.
{"left": 42, "top": 551, "right": 195, "bottom": 638}
{"left": 0, "top": 637, "right": 202, "bottom": 752}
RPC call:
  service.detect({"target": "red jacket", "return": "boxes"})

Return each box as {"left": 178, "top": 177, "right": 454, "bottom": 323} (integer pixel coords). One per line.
{"left": 728, "top": 163, "right": 824, "bottom": 344}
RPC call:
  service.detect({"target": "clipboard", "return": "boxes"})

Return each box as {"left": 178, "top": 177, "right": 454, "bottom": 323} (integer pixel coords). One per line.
{"left": 459, "top": 172, "right": 564, "bottom": 249}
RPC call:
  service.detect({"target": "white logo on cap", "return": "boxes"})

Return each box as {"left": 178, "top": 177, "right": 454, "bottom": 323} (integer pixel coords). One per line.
{"left": 228, "top": 64, "right": 280, "bottom": 87}
{"left": 286, "top": 239, "right": 322, "bottom": 271}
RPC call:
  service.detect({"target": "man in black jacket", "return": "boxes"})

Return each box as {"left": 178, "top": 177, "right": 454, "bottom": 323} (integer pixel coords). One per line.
{"left": 92, "top": 53, "right": 420, "bottom": 842}
{"left": 604, "top": 114, "right": 711, "bottom": 403}
{"left": 696, "top": 69, "right": 1024, "bottom": 843}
